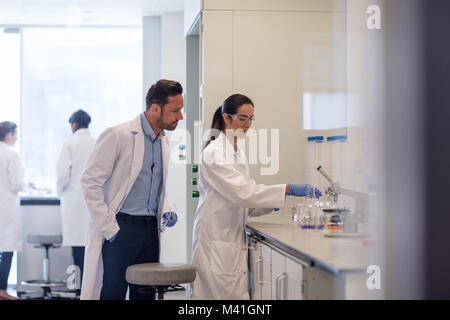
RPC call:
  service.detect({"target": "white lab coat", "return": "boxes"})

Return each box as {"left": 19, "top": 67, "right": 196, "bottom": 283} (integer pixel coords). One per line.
{"left": 191, "top": 132, "right": 286, "bottom": 300}
{"left": 56, "top": 128, "right": 96, "bottom": 247}
{"left": 80, "top": 115, "right": 171, "bottom": 300}
{"left": 0, "top": 142, "right": 27, "bottom": 252}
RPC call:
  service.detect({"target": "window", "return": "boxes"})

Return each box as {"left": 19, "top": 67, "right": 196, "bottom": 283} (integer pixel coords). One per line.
{"left": 18, "top": 27, "right": 142, "bottom": 192}
{"left": 302, "top": 91, "right": 347, "bottom": 130}
{"left": 0, "top": 28, "right": 21, "bottom": 153}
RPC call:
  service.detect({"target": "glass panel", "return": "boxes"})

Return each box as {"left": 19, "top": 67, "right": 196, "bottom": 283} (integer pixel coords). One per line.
{"left": 0, "top": 28, "right": 21, "bottom": 154}
{"left": 21, "top": 27, "right": 142, "bottom": 192}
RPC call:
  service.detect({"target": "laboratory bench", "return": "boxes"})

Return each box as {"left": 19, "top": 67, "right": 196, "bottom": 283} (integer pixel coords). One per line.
{"left": 20, "top": 196, "right": 60, "bottom": 206}
{"left": 246, "top": 213, "right": 381, "bottom": 300}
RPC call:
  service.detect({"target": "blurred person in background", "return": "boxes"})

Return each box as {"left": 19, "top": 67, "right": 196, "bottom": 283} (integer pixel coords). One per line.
{"left": 0, "top": 121, "right": 34, "bottom": 300}
{"left": 56, "top": 110, "right": 96, "bottom": 294}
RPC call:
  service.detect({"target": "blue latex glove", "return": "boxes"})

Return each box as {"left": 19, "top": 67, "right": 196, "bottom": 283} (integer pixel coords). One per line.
{"left": 162, "top": 212, "right": 178, "bottom": 228}
{"left": 288, "top": 184, "right": 322, "bottom": 198}
{"left": 109, "top": 232, "right": 118, "bottom": 243}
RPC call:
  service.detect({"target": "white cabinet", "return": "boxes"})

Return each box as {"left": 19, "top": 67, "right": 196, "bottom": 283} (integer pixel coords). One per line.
{"left": 249, "top": 237, "right": 272, "bottom": 300}
{"left": 271, "top": 247, "right": 305, "bottom": 300}
{"left": 261, "top": 243, "right": 272, "bottom": 299}
{"left": 249, "top": 236, "right": 306, "bottom": 300}
{"left": 248, "top": 237, "right": 262, "bottom": 300}
{"left": 184, "top": 1, "right": 347, "bottom": 196}
{"left": 271, "top": 249, "right": 287, "bottom": 300}
{"left": 286, "top": 255, "right": 305, "bottom": 300}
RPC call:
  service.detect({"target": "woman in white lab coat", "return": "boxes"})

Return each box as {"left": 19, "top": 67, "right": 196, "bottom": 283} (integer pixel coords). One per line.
{"left": 0, "top": 122, "right": 27, "bottom": 300}
{"left": 191, "top": 94, "right": 321, "bottom": 299}
{"left": 56, "top": 110, "right": 96, "bottom": 288}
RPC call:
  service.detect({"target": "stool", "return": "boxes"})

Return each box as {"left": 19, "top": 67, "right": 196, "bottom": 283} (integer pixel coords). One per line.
{"left": 126, "top": 263, "right": 196, "bottom": 300}
{"left": 18, "top": 233, "right": 67, "bottom": 299}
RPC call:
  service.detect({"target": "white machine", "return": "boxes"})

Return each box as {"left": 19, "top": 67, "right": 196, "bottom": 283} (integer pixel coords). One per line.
{"left": 317, "top": 165, "right": 369, "bottom": 238}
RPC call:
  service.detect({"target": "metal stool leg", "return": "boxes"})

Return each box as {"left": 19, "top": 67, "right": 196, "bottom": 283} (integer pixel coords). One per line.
{"left": 43, "top": 245, "right": 50, "bottom": 283}
{"left": 20, "top": 244, "right": 67, "bottom": 299}
{"left": 156, "top": 286, "right": 165, "bottom": 300}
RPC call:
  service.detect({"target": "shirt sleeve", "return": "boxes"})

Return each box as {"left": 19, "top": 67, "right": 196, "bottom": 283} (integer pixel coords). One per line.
{"left": 7, "top": 152, "right": 27, "bottom": 194}
{"left": 248, "top": 208, "right": 275, "bottom": 217}
{"left": 200, "top": 147, "right": 286, "bottom": 209}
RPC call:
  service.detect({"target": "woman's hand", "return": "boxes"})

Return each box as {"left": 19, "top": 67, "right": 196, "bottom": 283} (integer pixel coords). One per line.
{"left": 287, "top": 184, "right": 322, "bottom": 198}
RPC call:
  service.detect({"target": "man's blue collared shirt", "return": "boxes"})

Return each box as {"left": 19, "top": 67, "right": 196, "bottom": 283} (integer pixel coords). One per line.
{"left": 119, "top": 113, "right": 163, "bottom": 216}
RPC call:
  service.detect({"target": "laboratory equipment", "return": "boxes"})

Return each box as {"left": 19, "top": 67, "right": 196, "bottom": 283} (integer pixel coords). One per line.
{"left": 326, "top": 135, "right": 347, "bottom": 188}
{"left": 306, "top": 136, "right": 324, "bottom": 188}
{"left": 322, "top": 208, "right": 349, "bottom": 232}
{"left": 291, "top": 206, "right": 299, "bottom": 222}
{"left": 305, "top": 136, "right": 324, "bottom": 230}
{"left": 315, "top": 201, "right": 327, "bottom": 229}
{"left": 299, "top": 196, "right": 315, "bottom": 229}
{"left": 292, "top": 202, "right": 304, "bottom": 223}
{"left": 317, "top": 166, "right": 369, "bottom": 237}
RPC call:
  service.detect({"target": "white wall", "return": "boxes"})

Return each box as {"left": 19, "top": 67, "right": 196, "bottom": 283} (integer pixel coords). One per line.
{"left": 142, "top": 12, "right": 187, "bottom": 264}
{"left": 159, "top": 11, "right": 188, "bottom": 264}
{"left": 184, "top": 0, "right": 202, "bottom": 36}
{"left": 143, "top": 16, "right": 162, "bottom": 109}
{"left": 200, "top": 7, "right": 347, "bottom": 213}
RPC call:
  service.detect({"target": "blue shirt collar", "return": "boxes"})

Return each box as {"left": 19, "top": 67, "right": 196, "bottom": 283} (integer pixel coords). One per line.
{"left": 140, "top": 113, "right": 165, "bottom": 141}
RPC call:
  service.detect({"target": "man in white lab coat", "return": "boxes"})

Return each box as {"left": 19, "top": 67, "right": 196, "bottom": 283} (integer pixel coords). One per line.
{"left": 56, "top": 109, "right": 96, "bottom": 292}
{"left": 80, "top": 80, "right": 183, "bottom": 300}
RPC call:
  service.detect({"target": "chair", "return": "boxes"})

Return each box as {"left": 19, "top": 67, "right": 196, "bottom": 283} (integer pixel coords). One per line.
{"left": 18, "top": 233, "right": 68, "bottom": 299}
{"left": 126, "top": 263, "right": 196, "bottom": 300}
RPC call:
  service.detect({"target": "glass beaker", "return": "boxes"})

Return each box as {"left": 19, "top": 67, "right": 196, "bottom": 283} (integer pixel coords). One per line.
{"left": 314, "top": 201, "right": 327, "bottom": 229}
{"left": 299, "top": 196, "right": 315, "bottom": 229}
{"left": 291, "top": 206, "right": 299, "bottom": 222}
{"left": 295, "top": 202, "right": 305, "bottom": 223}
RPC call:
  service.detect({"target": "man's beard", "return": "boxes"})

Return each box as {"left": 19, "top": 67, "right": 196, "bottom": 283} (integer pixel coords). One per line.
{"left": 156, "top": 116, "right": 177, "bottom": 131}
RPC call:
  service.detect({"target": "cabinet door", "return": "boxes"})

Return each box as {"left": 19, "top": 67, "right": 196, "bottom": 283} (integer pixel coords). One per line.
{"left": 261, "top": 242, "right": 272, "bottom": 299}
{"left": 248, "top": 238, "right": 262, "bottom": 300}
{"left": 271, "top": 249, "right": 287, "bottom": 300}
{"left": 286, "top": 256, "right": 305, "bottom": 300}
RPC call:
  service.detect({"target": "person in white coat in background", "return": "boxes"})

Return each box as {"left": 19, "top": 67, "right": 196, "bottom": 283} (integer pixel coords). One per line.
{"left": 0, "top": 121, "right": 34, "bottom": 300}
{"left": 191, "top": 94, "right": 322, "bottom": 300}
{"left": 56, "top": 109, "right": 96, "bottom": 293}
{"left": 80, "top": 80, "right": 182, "bottom": 300}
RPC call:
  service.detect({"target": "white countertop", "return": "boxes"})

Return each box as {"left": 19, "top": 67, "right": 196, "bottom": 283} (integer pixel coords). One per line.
{"left": 246, "top": 213, "right": 373, "bottom": 274}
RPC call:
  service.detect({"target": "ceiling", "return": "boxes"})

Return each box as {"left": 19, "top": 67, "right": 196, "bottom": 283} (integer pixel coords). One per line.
{"left": 0, "top": 0, "right": 184, "bottom": 26}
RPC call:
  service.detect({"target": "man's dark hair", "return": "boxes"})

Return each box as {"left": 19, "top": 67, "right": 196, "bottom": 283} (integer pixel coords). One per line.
{"left": 145, "top": 79, "right": 183, "bottom": 111}
{"left": 0, "top": 121, "right": 17, "bottom": 141}
{"left": 69, "top": 109, "right": 91, "bottom": 128}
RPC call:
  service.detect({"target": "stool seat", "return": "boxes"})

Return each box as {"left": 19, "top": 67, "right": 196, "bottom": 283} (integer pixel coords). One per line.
{"left": 126, "top": 263, "right": 196, "bottom": 286}
{"left": 27, "top": 233, "right": 62, "bottom": 246}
